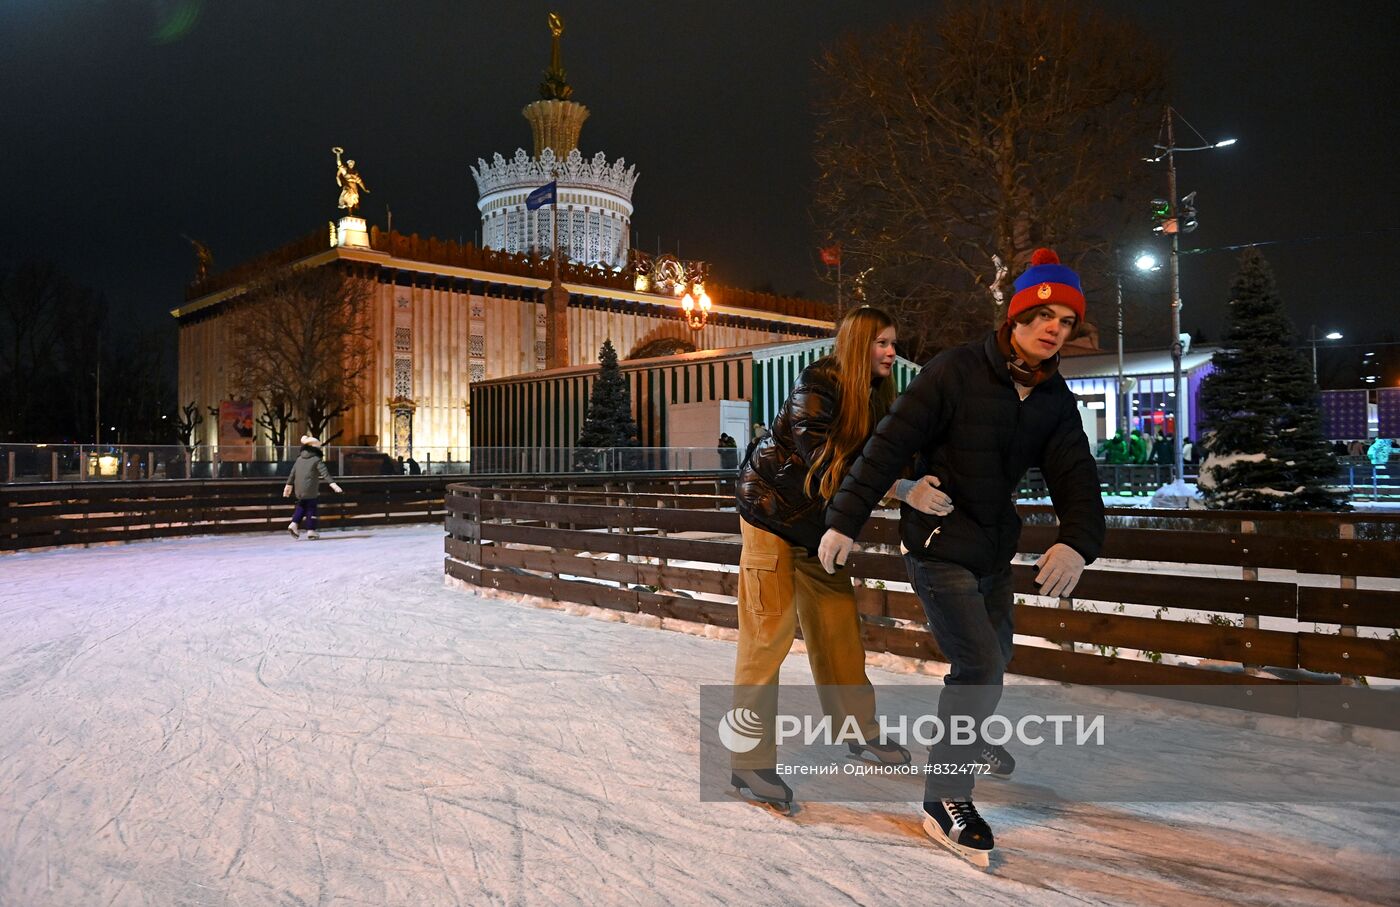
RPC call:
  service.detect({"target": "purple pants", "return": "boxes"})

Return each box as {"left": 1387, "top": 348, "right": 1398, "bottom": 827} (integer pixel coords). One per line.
{"left": 291, "top": 499, "right": 319, "bottom": 529}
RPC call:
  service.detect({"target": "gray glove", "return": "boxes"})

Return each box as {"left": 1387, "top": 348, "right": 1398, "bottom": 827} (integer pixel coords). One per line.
{"left": 1035, "top": 543, "right": 1086, "bottom": 598}
{"left": 817, "top": 528, "right": 854, "bottom": 574}
{"left": 894, "top": 475, "right": 953, "bottom": 516}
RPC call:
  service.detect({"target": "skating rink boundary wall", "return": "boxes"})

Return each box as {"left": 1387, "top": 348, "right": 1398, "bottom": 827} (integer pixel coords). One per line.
{"left": 444, "top": 484, "right": 1400, "bottom": 726}
{"left": 0, "top": 475, "right": 731, "bottom": 552}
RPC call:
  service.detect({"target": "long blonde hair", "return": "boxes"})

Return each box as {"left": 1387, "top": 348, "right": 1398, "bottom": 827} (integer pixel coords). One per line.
{"left": 805, "top": 306, "right": 898, "bottom": 501}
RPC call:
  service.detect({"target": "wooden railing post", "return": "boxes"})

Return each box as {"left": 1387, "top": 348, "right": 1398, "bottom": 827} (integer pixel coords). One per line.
{"left": 1057, "top": 593, "right": 1076, "bottom": 652}
{"left": 1240, "top": 519, "right": 1262, "bottom": 672}
{"left": 1337, "top": 520, "right": 1362, "bottom": 685}
{"left": 51, "top": 451, "right": 59, "bottom": 482}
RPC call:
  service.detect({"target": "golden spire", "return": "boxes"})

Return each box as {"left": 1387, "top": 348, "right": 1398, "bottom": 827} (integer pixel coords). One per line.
{"left": 540, "top": 12, "right": 572, "bottom": 101}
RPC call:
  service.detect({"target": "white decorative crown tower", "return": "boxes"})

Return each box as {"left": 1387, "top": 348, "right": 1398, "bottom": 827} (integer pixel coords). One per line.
{"left": 470, "top": 13, "right": 637, "bottom": 269}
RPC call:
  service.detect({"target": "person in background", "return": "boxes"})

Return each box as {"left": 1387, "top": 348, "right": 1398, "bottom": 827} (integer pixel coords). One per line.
{"left": 1128, "top": 428, "right": 1149, "bottom": 465}
{"left": 1103, "top": 432, "right": 1129, "bottom": 465}
{"left": 1150, "top": 431, "right": 1172, "bottom": 466}
{"left": 283, "top": 435, "right": 344, "bottom": 540}
{"left": 1368, "top": 437, "right": 1394, "bottom": 468}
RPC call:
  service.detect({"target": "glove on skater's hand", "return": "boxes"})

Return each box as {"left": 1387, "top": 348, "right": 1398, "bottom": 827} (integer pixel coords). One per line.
{"left": 282, "top": 486, "right": 291, "bottom": 498}
{"left": 1035, "top": 543, "right": 1085, "bottom": 598}
{"left": 896, "top": 475, "right": 954, "bottom": 516}
{"left": 330, "top": 483, "right": 344, "bottom": 494}
{"left": 817, "top": 528, "right": 854, "bottom": 575}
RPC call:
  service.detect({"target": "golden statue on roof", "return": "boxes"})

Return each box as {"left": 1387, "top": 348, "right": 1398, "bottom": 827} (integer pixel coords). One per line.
{"left": 332, "top": 147, "right": 370, "bottom": 216}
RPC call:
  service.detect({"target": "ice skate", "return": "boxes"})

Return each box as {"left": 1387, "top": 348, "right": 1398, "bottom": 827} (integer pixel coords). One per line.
{"left": 980, "top": 743, "right": 1015, "bottom": 778}
{"left": 922, "top": 798, "right": 994, "bottom": 869}
{"left": 306, "top": 530, "right": 320, "bottom": 540}
{"left": 730, "top": 769, "right": 794, "bottom": 815}
{"left": 847, "top": 740, "right": 912, "bottom": 765}
{"left": 286, "top": 522, "right": 300, "bottom": 540}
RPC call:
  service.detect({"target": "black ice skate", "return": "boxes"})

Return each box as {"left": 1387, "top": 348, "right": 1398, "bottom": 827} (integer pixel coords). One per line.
{"left": 730, "top": 769, "right": 795, "bottom": 815}
{"left": 980, "top": 743, "right": 1015, "bottom": 778}
{"left": 847, "top": 740, "right": 912, "bottom": 765}
{"left": 922, "top": 798, "right": 995, "bottom": 869}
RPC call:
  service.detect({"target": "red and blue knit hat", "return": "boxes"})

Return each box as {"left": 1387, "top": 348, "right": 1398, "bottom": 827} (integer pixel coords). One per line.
{"left": 1008, "top": 248, "right": 1085, "bottom": 323}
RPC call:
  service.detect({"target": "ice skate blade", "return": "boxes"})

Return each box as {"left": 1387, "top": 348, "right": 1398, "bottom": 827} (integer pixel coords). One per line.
{"left": 922, "top": 815, "right": 990, "bottom": 869}
{"left": 847, "top": 744, "right": 911, "bottom": 766}
{"left": 729, "top": 785, "right": 795, "bottom": 817}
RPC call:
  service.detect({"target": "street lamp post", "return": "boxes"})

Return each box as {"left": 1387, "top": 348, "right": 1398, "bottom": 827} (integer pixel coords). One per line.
{"left": 680, "top": 284, "right": 712, "bottom": 331}
{"left": 1307, "top": 325, "right": 1344, "bottom": 379}
{"left": 1116, "top": 271, "right": 1126, "bottom": 436}
{"left": 1113, "top": 251, "right": 1160, "bottom": 437}
{"left": 1152, "top": 107, "right": 1236, "bottom": 486}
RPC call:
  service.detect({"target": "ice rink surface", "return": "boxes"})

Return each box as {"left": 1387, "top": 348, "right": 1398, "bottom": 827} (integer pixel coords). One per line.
{"left": 2, "top": 525, "right": 1396, "bottom": 906}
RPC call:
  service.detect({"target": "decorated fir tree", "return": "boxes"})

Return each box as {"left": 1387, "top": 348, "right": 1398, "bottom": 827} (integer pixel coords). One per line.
{"left": 1196, "top": 249, "right": 1345, "bottom": 510}
{"left": 577, "top": 339, "right": 639, "bottom": 448}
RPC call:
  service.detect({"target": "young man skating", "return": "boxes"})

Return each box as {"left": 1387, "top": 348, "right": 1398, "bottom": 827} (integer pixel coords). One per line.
{"left": 818, "top": 249, "right": 1106, "bottom": 867}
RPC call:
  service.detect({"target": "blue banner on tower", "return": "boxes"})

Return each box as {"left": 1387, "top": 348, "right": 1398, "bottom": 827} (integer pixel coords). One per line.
{"left": 525, "top": 181, "right": 557, "bottom": 210}
{"left": 1319, "top": 390, "right": 1369, "bottom": 440}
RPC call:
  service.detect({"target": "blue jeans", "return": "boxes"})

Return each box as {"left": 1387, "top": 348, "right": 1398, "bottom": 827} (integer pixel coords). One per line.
{"left": 904, "top": 555, "right": 1014, "bottom": 799}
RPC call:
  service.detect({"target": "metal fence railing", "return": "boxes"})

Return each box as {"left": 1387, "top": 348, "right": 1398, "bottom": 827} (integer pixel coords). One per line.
{"left": 1, "top": 443, "right": 1394, "bottom": 502}
{"left": 0, "top": 444, "right": 743, "bottom": 484}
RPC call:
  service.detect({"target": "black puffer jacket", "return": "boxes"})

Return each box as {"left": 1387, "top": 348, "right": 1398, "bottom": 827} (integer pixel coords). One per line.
{"left": 737, "top": 357, "right": 888, "bottom": 552}
{"left": 826, "top": 332, "right": 1105, "bottom": 577}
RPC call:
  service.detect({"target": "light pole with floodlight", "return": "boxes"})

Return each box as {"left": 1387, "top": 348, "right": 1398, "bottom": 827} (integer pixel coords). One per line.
{"left": 1307, "top": 325, "right": 1344, "bottom": 379}
{"left": 1113, "top": 251, "right": 1161, "bottom": 436}
{"left": 1149, "top": 107, "right": 1237, "bottom": 486}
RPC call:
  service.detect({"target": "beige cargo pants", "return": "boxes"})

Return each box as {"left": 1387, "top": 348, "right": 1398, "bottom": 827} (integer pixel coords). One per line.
{"left": 730, "top": 518, "right": 879, "bottom": 769}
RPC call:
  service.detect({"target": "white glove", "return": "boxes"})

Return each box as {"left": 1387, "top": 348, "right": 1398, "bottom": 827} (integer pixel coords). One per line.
{"left": 282, "top": 486, "right": 291, "bottom": 498}
{"left": 1035, "top": 543, "right": 1086, "bottom": 598}
{"left": 817, "top": 528, "right": 854, "bottom": 574}
{"left": 330, "top": 482, "right": 344, "bottom": 494}
{"left": 896, "top": 475, "right": 954, "bottom": 516}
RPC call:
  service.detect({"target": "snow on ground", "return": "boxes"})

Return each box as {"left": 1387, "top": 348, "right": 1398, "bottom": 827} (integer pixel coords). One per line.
{"left": 2, "top": 525, "right": 1397, "bottom": 906}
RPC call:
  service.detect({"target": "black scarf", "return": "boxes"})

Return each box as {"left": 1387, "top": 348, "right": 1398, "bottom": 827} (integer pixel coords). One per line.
{"left": 996, "top": 322, "right": 1061, "bottom": 388}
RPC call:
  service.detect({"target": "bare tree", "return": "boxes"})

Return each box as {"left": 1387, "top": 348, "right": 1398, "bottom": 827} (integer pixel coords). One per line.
{"left": 226, "top": 265, "right": 374, "bottom": 447}
{"left": 175, "top": 401, "right": 203, "bottom": 452}
{"left": 254, "top": 393, "right": 295, "bottom": 456}
{"left": 812, "top": 0, "right": 1167, "bottom": 359}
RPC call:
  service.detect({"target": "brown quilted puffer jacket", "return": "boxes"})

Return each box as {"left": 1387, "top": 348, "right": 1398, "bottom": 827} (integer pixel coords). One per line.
{"left": 737, "top": 357, "right": 888, "bottom": 553}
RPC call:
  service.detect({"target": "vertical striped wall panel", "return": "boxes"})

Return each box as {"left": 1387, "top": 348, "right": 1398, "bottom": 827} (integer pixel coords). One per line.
{"left": 470, "top": 350, "right": 756, "bottom": 449}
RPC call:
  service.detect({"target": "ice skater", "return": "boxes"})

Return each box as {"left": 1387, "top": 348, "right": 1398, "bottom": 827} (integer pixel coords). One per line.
{"left": 283, "top": 434, "right": 344, "bottom": 539}
{"left": 818, "top": 249, "right": 1106, "bottom": 866}
{"left": 730, "top": 305, "right": 953, "bottom": 813}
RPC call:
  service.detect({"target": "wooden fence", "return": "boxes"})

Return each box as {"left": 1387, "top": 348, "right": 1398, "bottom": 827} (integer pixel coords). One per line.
{"left": 0, "top": 475, "right": 735, "bottom": 552}
{"left": 444, "top": 484, "right": 1400, "bottom": 725}
{"left": 0, "top": 478, "right": 455, "bottom": 551}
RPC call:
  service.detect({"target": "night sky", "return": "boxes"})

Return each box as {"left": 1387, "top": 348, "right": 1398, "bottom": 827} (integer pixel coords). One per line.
{"left": 2, "top": 0, "right": 1396, "bottom": 380}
